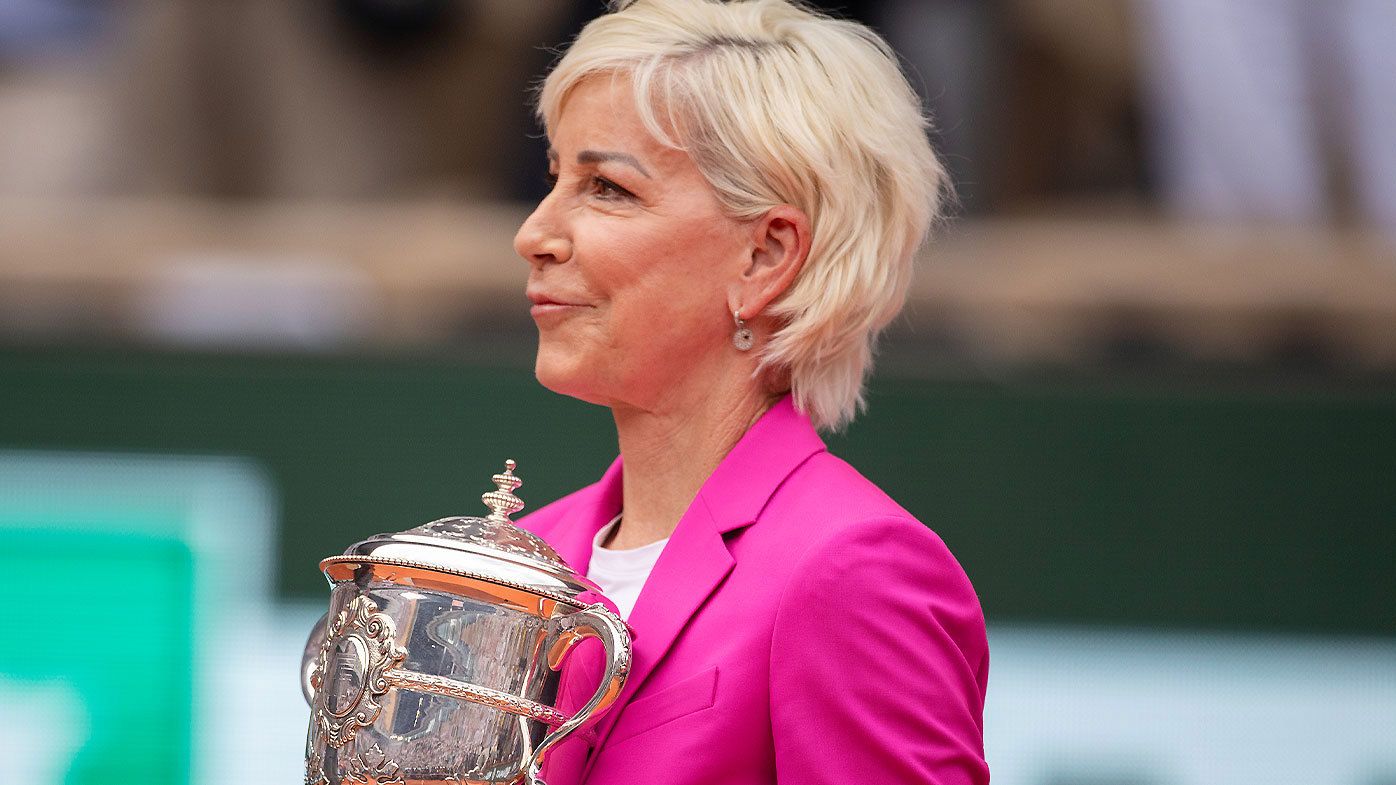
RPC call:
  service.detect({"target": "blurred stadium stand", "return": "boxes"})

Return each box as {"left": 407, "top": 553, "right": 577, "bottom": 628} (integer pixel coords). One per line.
{"left": 2, "top": 198, "right": 1395, "bottom": 369}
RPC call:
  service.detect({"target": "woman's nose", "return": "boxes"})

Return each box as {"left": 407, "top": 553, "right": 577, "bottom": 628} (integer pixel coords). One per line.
{"left": 514, "top": 200, "right": 573, "bottom": 268}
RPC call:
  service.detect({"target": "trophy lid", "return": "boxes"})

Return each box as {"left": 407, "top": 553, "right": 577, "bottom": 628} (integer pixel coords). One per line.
{"left": 321, "top": 460, "right": 601, "bottom": 608}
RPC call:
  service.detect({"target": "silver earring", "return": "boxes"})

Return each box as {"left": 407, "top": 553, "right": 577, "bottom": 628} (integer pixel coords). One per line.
{"left": 732, "top": 309, "right": 754, "bottom": 351}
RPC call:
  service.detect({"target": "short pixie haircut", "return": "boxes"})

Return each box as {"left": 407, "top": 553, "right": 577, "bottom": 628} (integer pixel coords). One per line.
{"left": 537, "top": 0, "right": 948, "bottom": 431}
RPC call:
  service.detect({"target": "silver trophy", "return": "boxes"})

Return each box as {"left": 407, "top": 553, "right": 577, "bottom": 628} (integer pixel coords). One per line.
{"left": 300, "top": 460, "right": 631, "bottom": 785}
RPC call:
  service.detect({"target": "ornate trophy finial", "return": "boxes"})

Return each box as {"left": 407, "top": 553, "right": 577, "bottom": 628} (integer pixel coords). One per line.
{"left": 481, "top": 459, "right": 525, "bottom": 522}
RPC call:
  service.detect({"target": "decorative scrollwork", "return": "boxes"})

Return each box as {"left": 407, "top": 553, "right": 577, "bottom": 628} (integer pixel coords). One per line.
{"left": 304, "top": 722, "right": 331, "bottom": 785}
{"left": 310, "top": 595, "right": 407, "bottom": 749}
{"left": 304, "top": 748, "right": 330, "bottom": 785}
{"left": 344, "top": 743, "right": 406, "bottom": 785}
{"left": 304, "top": 748, "right": 328, "bottom": 776}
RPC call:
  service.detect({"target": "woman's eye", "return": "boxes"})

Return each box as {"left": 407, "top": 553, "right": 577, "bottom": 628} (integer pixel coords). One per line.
{"left": 590, "top": 176, "right": 633, "bottom": 200}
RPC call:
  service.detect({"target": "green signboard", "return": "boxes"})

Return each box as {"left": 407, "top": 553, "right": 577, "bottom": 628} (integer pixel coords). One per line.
{"left": 0, "top": 528, "right": 193, "bottom": 784}
{"left": 0, "top": 451, "right": 278, "bottom": 785}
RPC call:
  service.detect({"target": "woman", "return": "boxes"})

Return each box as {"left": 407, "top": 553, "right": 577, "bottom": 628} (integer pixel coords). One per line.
{"left": 513, "top": 1, "right": 988, "bottom": 783}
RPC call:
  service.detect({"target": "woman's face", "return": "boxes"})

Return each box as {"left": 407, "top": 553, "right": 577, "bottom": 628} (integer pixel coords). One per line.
{"left": 514, "top": 75, "right": 750, "bottom": 410}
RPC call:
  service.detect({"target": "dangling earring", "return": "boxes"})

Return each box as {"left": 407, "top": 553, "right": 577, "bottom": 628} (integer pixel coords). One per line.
{"left": 732, "top": 309, "right": 754, "bottom": 351}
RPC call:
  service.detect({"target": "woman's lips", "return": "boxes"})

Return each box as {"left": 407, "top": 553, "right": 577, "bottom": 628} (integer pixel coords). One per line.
{"left": 531, "top": 302, "right": 579, "bottom": 316}
{"left": 529, "top": 299, "right": 588, "bottom": 319}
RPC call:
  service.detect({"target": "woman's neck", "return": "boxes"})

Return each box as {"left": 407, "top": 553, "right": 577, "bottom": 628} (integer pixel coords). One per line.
{"left": 608, "top": 383, "right": 777, "bottom": 550}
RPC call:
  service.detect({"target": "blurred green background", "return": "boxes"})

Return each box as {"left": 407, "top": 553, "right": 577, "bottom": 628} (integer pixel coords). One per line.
{"left": 4, "top": 344, "right": 1392, "bottom": 636}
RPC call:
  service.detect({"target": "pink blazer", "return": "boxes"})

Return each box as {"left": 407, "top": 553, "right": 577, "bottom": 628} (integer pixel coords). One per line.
{"left": 517, "top": 396, "right": 989, "bottom": 785}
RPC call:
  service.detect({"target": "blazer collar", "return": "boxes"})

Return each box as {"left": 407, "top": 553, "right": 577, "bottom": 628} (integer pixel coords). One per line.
{"left": 690, "top": 394, "right": 827, "bottom": 532}
{"left": 577, "top": 395, "right": 826, "bottom": 775}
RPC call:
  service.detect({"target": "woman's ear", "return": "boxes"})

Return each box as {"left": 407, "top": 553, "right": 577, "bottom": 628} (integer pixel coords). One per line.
{"left": 731, "top": 204, "right": 811, "bottom": 318}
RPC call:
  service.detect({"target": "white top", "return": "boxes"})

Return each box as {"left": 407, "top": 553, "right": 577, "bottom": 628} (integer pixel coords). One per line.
{"left": 586, "top": 514, "right": 668, "bottom": 620}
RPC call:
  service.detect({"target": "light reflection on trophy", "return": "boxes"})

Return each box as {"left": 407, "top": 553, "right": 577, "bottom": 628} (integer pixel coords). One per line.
{"left": 300, "top": 461, "right": 631, "bottom": 785}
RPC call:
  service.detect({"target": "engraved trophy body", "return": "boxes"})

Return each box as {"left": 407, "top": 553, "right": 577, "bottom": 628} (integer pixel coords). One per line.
{"left": 301, "top": 461, "right": 631, "bottom": 785}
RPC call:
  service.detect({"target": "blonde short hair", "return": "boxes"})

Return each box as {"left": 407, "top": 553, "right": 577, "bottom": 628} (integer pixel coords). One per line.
{"left": 537, "top": 0, "right": 948, "bottom": 431}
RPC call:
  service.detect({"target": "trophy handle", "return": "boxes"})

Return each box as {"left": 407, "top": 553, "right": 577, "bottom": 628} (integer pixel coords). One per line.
{"left": 524, "top": 603, "right": 632, "bottom": 785}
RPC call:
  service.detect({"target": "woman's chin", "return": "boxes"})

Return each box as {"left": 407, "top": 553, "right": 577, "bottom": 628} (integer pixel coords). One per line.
{"left": 534, "top": 353, "right": 605, "bottom": 405}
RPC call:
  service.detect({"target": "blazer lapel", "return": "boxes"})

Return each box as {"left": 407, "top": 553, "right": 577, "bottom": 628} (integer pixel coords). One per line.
{"left": 580, "top": 396, "right": 826, "bottom": 778}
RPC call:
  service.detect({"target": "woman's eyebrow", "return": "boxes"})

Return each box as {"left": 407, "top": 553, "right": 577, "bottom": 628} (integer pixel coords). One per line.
{"left": 576, "top": 149, "right": 652, "bottom": 178}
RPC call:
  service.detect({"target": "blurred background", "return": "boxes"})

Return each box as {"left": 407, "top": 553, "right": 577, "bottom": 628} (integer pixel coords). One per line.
{"left": 1, "top": 1, "right": 1393, "bottom": 783}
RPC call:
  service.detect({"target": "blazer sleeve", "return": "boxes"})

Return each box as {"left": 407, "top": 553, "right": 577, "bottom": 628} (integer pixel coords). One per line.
{"left": 769, "top": 516, "right": 990, "bottom": 785}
